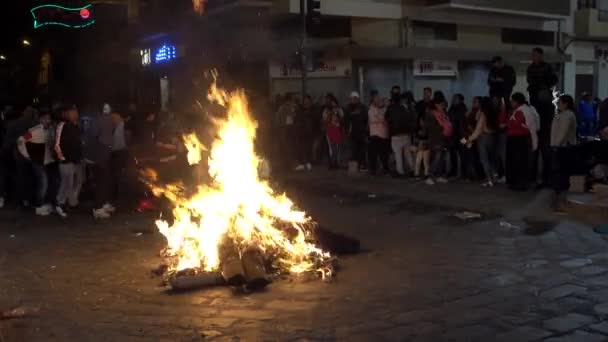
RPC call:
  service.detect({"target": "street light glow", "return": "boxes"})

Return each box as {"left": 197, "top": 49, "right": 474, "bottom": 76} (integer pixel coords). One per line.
{"left": 0, "top": 55, "right": 6, "bottom": 60}
{"left": 23, "top": 39, "right": 31, "bottom": 46}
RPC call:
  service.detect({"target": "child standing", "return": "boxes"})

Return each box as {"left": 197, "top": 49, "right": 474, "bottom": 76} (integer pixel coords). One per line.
{"left": 326, "top": 112, "right": 344, "bottom": 169}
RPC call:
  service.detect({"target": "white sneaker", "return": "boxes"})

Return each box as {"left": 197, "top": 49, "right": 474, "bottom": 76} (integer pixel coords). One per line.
{"left": 35, "top": 206, "right": 51, "bottom": 216}
{"left": 55, "top": 206, "right": 68, "bottom": 218}
{"left": 42, "top": 204, "right": 53, "bottom": 212}
{"left": 306, "top": 163, "right": 312, "bottom": 171}
{"left": 102, "top": 203, "right": 116, "bottom": 213}
{"left": 294, "top": 165, "right": 306, "bottom": 171}
{"left": 93, "top": 208, "right": 111, "bottom": 219}
{"left": 0, "top": 197, "right": 4, "bottom": 209}
{"left": 497, "top": 177, "right": 506, "bottom": 184}
{"left": 425, "top": 178, "right": 435, "bottom": 185}
{"left": 436, "top": 177, "right": 449, "bottom": 183}
{"left": 482, "top": 181, "right": 495, "bottom": 187}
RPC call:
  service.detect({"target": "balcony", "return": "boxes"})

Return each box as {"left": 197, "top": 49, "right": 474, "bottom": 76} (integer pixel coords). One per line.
{"left": 425, "top": 0, "right": 570, "bottom": 19}
{"left": 575, "top": 7, "right": 608, "bottom": 38}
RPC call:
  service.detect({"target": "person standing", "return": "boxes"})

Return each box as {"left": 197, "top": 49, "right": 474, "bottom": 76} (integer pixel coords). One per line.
{"left": 463, "top": 97, "right": 498, "bottom": 187}
{"left": 550, "top": 95, "right": 578, "bottom": 196}
{"left": 325, "top": 112, "right": 344, "bottom": 169}
{"left": 16, "top": 111, "right": 55, "bottom": 215}
{"left": 275, "top": 93, "right": 299, "bottom": 172}
{"left": 577, "top": 92, "right": 597, "bottom": 139}
{"left": 494, "top": 97, "right": 509, "bottom": 183}
{"left": 89, "top": 103, "right": 115, "bottom": 219}
{"left": 447, "top": 94, "right": 468, "bottom": 178}
{"left": 344, "top": 91, "right": 368, "bottom": 171}
{"left": 110, "top": 110, "right": 130, "bottom": 207}
{"left": 527, "top": 47, "right": 557, "bottom": 188}
{"left": 54, "top": 106, "right": 84, "bottom": 217}
{"left": 427, "top": 99, "right": 453, "bottom": 184}
{"left": 416, "top": 87, "right": 433, "bottom": 119}
{"left": 506, "top": 93, "right": 533, "bottom": 191}
{"left": 368, "top": 93, "right": 390, "bottom": 175}
{"left": 294, "top": 95, "right": 316, "bottom": 171}
{"left": 387, "top": 88, "right": 417, "bottom": 177}
{"left": 488, "top": 56, "right": 516, "bottom": 110}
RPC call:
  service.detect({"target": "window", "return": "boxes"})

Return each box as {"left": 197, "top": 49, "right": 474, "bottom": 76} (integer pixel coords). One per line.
{"left": 501, "top": 28, "right": 554, "bottom": 46}
{"left": 413, "top": 21, "right": 458, "bottom": 41}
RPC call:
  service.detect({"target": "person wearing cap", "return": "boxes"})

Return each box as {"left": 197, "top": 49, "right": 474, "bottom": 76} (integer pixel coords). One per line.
{"left": 344, "top": 91, "right": 368, "bottom": 171}
{"left": 488, "top": 56, "right": 516, "bottom": 111}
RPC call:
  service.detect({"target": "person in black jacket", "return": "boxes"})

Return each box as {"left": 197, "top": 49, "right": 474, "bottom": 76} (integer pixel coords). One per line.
{"left": 488, "top": 56, "right": 516, "bottom": 111}
{"left": 527, "top": 47, "right": 558, "bottom": 188}
{"left": 294, "top": 95, "right": 318, "bottom": 171}
{"left": 54, "top": 106, "right": 83, "bottom": 218}
{"left": 447, "top": 94, "right": 468, "bottom": 178}
{"left": 387, "top": 87, "right": 417, "bottom": 176}
{"left": 344, "top": 91, "right": 368, "bottom": 171}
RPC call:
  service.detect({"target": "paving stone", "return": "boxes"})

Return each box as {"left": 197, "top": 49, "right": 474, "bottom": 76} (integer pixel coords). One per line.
{"left": 593, "top": 302, "right": 608, "bottom": 315}
{"left": 442, "top": 324, "right": 494, "bottom": 341}
{"left": 543, "top": 313, "right": 596, "bottom": 332}
{"left": 204, "top": 318, "right": 238, "bottom": 329}
{"left": 482, "top": 273, "right": 525, "bottom": 288}
{"left": 586, "top": 289, "right": 608, "bottom": 301}
{"left": 524, "top": 260, "right": 549, "bottom": 269}
{"left": 221, "top": 309, "right": 275, "bottom": 320}
{"left": 545, "top": 330, "right": 606, "bottom": 342}
{"left": 589, "top": 252, "right": 608, "bottom": 261}
{"left": 495, "top": 326, "right": 552, "bottom": 342}
{"left": 560, "top": 258, "right": 593, "bottom": 268}
{"left": 540, "top": 284, "right": 587, "bottom": 299}
{"left": 574, "top": 265, "right": 608, "bottom": 276}
{"left": 589, "top": 321, "right": 608, "bottom": 334}
{"left": 586, "top": 275, "right": 608, "bottom": 287}
{"left": 264, "top": 300, "right": 317, "bottom": 311}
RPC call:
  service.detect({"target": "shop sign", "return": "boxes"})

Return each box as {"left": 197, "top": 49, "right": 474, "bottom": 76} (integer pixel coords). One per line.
{"left": 269, "top": 58, "right": 351, "bottom": 78}
{"left": 413, "top": 60, "right": 458, "bottom": 77}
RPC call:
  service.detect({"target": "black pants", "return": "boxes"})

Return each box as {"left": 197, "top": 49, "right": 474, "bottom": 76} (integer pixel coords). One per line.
{"left": 14, "top": 152, "right": 33, "bottom": 204}
{"left": 296, "top": 134, "right": 313, "bottom": 165}
{"left": 368, "top": 136, "right": 390, "bottom": 174}
{"left": 551, "top": 147, "right": 573, "bottom": 194}
{"left": 111, "top": 150, "right": 131, "bottom": 203}
{"left": 491, "top": 92, "right": 512, "bottom": 112}
{"left": 94, "top": 158, "right": 112, "bottom": 208}
{"left": 350, "top": 135, "right": 367, "bottom": 169}
{"left": 507, "top": 135, "right": 531, "bottom": 191}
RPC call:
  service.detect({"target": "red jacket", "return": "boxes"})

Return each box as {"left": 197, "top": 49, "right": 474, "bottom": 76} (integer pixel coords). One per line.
{"left": 506, "top": 109, "right": 530, "bottom": 137}
{"left": 326, "top": 122, "right": 344, "bottom": 144}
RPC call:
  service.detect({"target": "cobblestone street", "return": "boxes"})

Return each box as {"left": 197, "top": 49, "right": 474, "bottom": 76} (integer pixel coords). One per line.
{"left": 2, "top": 171, "right": 608, "bottom": 341}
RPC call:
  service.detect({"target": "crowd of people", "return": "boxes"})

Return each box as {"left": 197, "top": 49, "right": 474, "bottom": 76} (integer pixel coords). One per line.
{"left": 272, "top": 48, "right": 608, "bottom": 196}
{"left": 1, "top": 47, "right": 608, "bottom": 219}
{"left": 0, "top": 102, "right": 193, "bottom": 219}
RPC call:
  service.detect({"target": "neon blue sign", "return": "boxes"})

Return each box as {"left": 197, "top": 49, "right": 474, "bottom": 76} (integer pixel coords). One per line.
{"left": 154, "top": 44, "right": 177, "bottom": 64}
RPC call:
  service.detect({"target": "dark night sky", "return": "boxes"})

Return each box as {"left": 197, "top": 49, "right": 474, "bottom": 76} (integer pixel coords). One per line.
{"left": 0, "top": 1, "right": 34, "bottom": 47}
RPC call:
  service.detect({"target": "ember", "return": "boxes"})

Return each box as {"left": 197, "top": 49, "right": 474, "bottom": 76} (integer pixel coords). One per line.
{"left": 146, "top": 78, "right": 334, "bottom": 290}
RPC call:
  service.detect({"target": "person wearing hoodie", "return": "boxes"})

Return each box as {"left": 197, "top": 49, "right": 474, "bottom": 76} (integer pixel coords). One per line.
{"left": 89, "top": 103, "right": 115, "bottom": 219}
{"left": 344, "top": 91, "right": 368, "bottom": 171}
{"left": 16, "top": 111, "right": 54, "bottom": 215}
{"left": 386, "top": 87, "right": 417, "bottom": 177}
{"left": 550, "top": 95, "right": 577, "bottom": 195}
{"left": 367, "top": 93, "right": 390, "bottom": 175}
{"left": 54, "top": 106, "right": 83, "bottom": 217}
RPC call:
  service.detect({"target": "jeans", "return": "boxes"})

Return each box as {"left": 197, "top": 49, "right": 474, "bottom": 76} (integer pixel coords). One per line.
{"left": 477, "top": 133, "right": 496, "bottom": 181}
{"left": 507, "top": 135, "right": 531, "bottom": 191}
{"left": 350, "top": 135, "right": 367, "bottom": 169}
{"left": 391, "top": 135, "right": 413, "bottom": 175}
{"left": 496, "top": 133, "right": 507, "bottom": 177}
{"left": 57, "top": 162, "right": 85, "bottom": 206}
{"left": 328, "top": 143, "right": 341, "bottom": 168}
{"left": 431, "top": 147, "right": 449, "bottom": 178}
{"left": 368, "top": 136, "right": 390, "bottom": 174}
{"left": 31, "top": 163, "right": 48, "bottom": 207}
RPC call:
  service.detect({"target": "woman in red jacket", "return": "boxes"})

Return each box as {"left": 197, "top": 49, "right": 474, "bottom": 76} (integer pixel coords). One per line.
{"left": 506, "top": 93, "right": 532, "bottom": 191}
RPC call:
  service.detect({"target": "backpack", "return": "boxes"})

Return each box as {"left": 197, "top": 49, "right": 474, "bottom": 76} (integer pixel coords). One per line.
{"left": 434, "top": 110, "right": 453, "bottom": 137}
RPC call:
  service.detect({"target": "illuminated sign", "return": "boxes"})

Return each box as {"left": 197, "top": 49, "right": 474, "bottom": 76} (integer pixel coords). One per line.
{"left": 154, "top": 45, "right": 177, "bottom": 64}
{"left": 141, "top": 49, "right": 151, "bottom": 66}
{"left": 31, "top": 4, "right": 96, "bottom": 29}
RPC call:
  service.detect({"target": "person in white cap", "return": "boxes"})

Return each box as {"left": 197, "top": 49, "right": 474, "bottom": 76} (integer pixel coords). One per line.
{"left": 344, "top": 91, "right": 368, "bottom": 171}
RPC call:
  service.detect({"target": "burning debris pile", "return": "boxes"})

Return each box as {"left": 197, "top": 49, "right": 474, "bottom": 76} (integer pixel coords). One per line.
{"left": 147, "top": 80, "right": 358, "bottom": 292}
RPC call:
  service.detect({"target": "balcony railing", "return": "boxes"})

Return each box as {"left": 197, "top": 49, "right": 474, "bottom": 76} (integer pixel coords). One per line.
{"left": 427, "top": 0, "right": 570, "bottom": 17}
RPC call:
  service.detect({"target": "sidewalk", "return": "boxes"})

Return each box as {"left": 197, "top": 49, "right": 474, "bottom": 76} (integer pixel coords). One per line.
{"left": 284, "top": 169, "right": 551, "bottom": 220}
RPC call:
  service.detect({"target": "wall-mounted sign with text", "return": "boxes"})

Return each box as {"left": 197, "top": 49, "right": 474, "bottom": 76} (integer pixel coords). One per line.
{"left": 413, "top": 60, "right": 458, "bottom": 77}
{"left": 140, "top": 44, "right": 179, "bottom": 66}
{"left": 269, "top": 58, "right": 351, "bottom": 79}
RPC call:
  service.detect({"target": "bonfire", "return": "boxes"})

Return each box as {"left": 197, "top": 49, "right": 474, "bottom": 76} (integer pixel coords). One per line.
{"left": 146, "top": 79, "right": 335, "bottom": 290}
